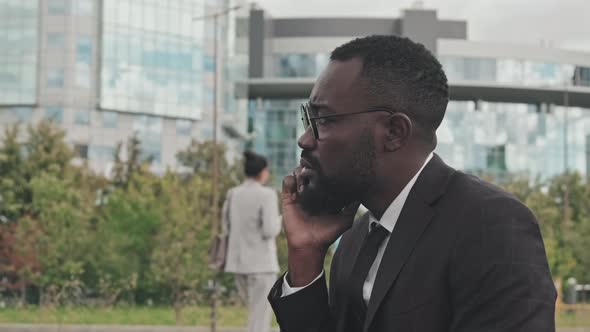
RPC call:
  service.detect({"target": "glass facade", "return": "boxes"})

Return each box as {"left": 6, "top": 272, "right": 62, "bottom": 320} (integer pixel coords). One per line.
{"left": 47, "top": 32, "right": 64, "bottom": 48}
{"left": 249, "top": 98, "right": 590, "bottom": 185}
{"left": 100, "top": 0, "right": 206, "bottom": 120}
{"left": 133, "top": 115, "right": 162, "bottom": 164}
{"left": 77, "top": 36, "right": 93, "bottom": 65}
{"left": 75, "top": 109, "right": 91, "bottom": 125}
{"left": 76, "top": 35, "right": 93, "bottom": 88}
{"left": 89, "top": 145, "right": 115, "bottom": 161}
{"left": 74, "top": 144, "right": 89, "bottom": 159}
{"left": 45, "top": 106, "right": 63, "bottom": 123}
{"left": 47, "top": 0, "right": 68, "bottom": 15}
{"left": 436, "top": 101, "right": 590, "bottom": 180}
{"left": 252, "top": 52, "right": 590, "bottom": 184}
{"left": 47, "top": 68, "right": 65, "bottom": 88}
{"left": 439, "top": 56, "right": 590, "bottom": 87}
{"left": 101, "top": 111, "right": 118, "bottom": 128}
{"left": 249, "top": 99, "right": 304, "bottom": 185}
{"left": 72, "top": 0, "right": 94, "bottom": 16}
{"left": 176, "top": 119, "right": 192, "bottom": 136}
{"left": 0, "top": 0, "right": 38, "bottom": 105}
{"left": 273, "top": 53, "right": 330, "bottom": 78}
{"left": 12, "top": 107, "right": 33, "bottom": 122}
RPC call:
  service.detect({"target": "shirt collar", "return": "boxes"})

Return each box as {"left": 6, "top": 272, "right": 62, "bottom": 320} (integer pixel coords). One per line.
{"left": 369, "top": 152, "right": 434, "bottom": 233}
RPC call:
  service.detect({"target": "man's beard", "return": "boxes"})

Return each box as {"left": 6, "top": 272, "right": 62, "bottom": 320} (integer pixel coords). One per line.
{"left": 296, "top": 129, "right": 376, "bottom": 215}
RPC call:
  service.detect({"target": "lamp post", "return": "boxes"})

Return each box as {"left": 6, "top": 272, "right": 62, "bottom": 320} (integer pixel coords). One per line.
{"left": 194, "top": 3, "right": 242, "bottom": 244}
{"left": 193, "top": 5, "right": 242, "bottom": 332}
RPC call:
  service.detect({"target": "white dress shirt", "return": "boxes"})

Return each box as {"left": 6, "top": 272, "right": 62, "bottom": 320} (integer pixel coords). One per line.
{"left": 282, "top": 152, "right": 434, "bottom": 305}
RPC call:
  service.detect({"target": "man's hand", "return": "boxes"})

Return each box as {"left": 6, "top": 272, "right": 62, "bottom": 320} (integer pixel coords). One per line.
{"left": 282, "top": 167, "right": 359, "bottom": 287}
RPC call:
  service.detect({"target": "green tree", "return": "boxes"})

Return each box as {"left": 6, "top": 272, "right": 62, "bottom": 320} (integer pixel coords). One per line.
{"left": 151, "top": 173, "right": 213, "bottom": 323}
{"left": 0, "top": 125, "right": 27, "bottom": 221}
{"left": 176, "top": 140, "right": 245, "bottom": 301}
{"left": 16, "top": 173, "right": 93, "bottom": 306}
{"left": 1, "top": 121, "right": 99, "bottom": 305}
{"left": 94, "top": 169, "right": 161, "bottom": 305}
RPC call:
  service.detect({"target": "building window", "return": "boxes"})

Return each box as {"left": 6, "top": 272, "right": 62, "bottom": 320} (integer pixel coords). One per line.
{"left": 47, "top": 32, "right": 64, "bottom": 48}
{"left": 72, "top": 0, "right": 94, "bottom": 15}
{"left": 102, "top": 111, "right": 117, "bottom": 128}
{"left": 45, "top": 107, "right": 63, "bottom": 123}
{"left": 89, "top": 145, "right": 115, "bottom": 161}
{"left": 75, "top": 110, "right": 90, "bottom": 125}
{"left": 133, "top": 115, "right": 162, "bottom": 164}
{"left": 12, "top": 108, "right": 33, "bottom": 122}
{"left": 48, "top": 0, "right": 67, "bottom": 15}
{"left": 201, "top": 126, "right": 213, "bottom": 140}
{"left": 75, "top": 65, "right": 91, "bottom": 88}
{"left": 204, "top": 55, "right": 215, "bottom": 72}
{"left": 176, "top": 119, "right": 192, "bottom": 136}
{"left": 76, "top": 36, "right": 93, "bottom": 65}
{"left": 74, "top": 144, "right": 89, "bottom": 159}
{"left": 141, "top": 148, "right": 161, "bottom": 164}
{"left": 0, "top": 1, "right": 39, "bottom": 105}
{"left": 47, "top": 68, "right": 64, "bottom": 87}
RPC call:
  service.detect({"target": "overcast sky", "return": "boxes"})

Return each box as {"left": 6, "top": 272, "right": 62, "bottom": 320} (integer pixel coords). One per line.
{"left": 253, "top": 0, "right": 590, "bottom": 52}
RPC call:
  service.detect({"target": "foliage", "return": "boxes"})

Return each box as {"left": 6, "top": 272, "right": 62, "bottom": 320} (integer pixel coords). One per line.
{"left": 150, "top": 174, "right": 214, "bottom": 323}
{"left": 2, "top": 120, "right": 590, "bottom": 311}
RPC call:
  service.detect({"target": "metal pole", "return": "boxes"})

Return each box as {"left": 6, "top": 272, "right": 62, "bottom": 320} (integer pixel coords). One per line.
{"left": 210, "top": 13, "right": 220, "bottom": 332}
{"left": 563, "top": 73, "right": 570, "bottom": 227}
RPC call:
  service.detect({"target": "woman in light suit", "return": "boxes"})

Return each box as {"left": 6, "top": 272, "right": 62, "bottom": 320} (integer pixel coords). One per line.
{"left": 223, "top": 151, "right": 281, "bottom": 332}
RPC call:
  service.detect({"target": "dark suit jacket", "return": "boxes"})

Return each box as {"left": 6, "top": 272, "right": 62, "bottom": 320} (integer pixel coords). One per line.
{"left": 268, "top": 154, "right": 557, "bottom": 332}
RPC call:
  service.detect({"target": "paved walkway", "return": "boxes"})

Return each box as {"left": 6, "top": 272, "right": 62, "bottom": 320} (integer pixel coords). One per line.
{"left": 0, "top": 325, "right": 588, "bottom": 332}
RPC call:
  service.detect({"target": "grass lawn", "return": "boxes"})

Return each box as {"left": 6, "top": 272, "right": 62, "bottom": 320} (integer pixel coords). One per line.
{"left": 557, "top": 308, "right": 590, "bottom": 328}
{"left": 0, "top": 306, "right": 588, "bottom": 327}
{"left": 0, "top": 306, "right": 251, "bottom": 326}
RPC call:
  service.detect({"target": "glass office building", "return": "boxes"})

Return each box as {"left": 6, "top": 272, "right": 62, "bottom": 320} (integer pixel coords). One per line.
{"left": 0, "top": 0, "right": 238, "bottom": 176}
{"left": 239, "top": 7, "right": 590, "bottom": 186}
{"left": 100, "top": 0, "right": 205, "bottom": 120}
{"left": 0, "top": 1, "right": 38, "bottom": 105}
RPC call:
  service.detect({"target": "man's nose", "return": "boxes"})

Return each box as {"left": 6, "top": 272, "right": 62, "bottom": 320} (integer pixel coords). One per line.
{"left": 298, "top": 128, "right": 317, "bottom": 151}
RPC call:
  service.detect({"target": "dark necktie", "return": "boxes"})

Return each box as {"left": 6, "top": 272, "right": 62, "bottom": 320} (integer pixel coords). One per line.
{"left": 345, "top": 223, "right": 390, "bottom": 331}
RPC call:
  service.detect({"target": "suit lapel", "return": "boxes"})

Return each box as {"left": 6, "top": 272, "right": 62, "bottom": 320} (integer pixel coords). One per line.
{"left": 363, "top": 194, "right": 434, "bottom": 330}
{"left": 334, "top": 214, "right": 370, "bottom": 332}
{"left": 363, "top": 154, "right": 456, "bottom": 331}
{"left": 340, "top": 214, "right": 370, "bottom": 283}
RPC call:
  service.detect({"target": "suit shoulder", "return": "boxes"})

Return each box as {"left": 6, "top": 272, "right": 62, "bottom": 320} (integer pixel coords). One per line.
{"left": 447, "top": 172, "right": 536, "bottom": 225}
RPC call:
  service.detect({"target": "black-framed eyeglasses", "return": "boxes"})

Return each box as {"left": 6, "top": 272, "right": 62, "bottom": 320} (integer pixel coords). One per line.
{"left": 300, "top": 103, "right": 395, "bottom": 140}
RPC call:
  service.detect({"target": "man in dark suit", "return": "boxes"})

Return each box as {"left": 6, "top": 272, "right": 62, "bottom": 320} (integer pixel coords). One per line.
{"left": 267, "top": 35, "right": 557, "bottom": 332}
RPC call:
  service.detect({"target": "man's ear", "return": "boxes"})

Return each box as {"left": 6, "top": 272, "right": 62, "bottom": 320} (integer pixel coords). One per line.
{"left": 384, "top": 113, "right": 413, "bottom": 152}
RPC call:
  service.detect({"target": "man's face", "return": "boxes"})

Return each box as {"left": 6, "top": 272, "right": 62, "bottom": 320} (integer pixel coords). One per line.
{"left": 296, "top": 58, "right": 379, "bottom": 215}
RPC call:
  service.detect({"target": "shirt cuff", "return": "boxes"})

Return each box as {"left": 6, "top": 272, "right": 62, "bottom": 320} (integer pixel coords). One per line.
{"left": 281, "top": 270, "right": 325, "bottom": 297}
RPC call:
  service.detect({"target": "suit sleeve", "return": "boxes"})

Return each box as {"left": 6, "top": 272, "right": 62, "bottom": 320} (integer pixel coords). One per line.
{"left": 268, "top": 272, "right": 334, "bottom": 332}
{"left": 267, "top": 239, "right": 345, "bottom": 332}
{"left": 449, "top": 196, "right": 557, "bottom": 332}
{"left": 260, "top": 189, "right": 282, "bottom": 239}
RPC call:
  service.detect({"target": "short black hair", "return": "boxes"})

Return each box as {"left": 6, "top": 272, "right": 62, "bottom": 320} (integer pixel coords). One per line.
{"left": 243, "top": 150, "right": 268, "bottom": 177}
{"left": 330, "top": 35, "right": 449, "bottom": 146}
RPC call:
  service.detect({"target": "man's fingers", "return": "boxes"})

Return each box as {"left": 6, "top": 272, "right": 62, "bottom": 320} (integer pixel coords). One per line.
{"left": 282, "top": 174, "right": 297, "bottom": 200}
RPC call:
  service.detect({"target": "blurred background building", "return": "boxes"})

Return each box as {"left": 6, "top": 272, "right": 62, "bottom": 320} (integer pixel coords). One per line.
{"left": 0, "top": 0, "right": 247, "bottom": 176}
{"left": 236, "top": 4, "right": 590, "bottom": 185}
{"left": 2, "top": 1, "right": 590, "bottom": 185}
